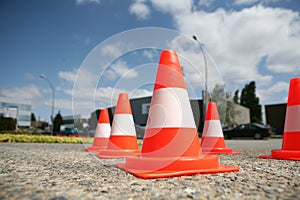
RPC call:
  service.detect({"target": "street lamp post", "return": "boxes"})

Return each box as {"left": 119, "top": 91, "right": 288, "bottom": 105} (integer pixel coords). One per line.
{"left": 192, "top": 35, "right": 208, "bottom": 119}
{"left": 40, "top": 74, "right": 55, "bottom": 136}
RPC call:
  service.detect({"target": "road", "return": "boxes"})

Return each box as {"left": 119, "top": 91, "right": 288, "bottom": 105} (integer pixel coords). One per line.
{"left": 137, "top": 137, "right": 283, "bottom": 153}
{"left": 1, "top": 139, "right": 299, "bottom": 200}
{"left": 224, "top": 138, "right": 282, "bottom": 152}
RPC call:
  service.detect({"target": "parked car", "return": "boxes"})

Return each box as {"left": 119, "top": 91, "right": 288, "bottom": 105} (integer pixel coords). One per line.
{"left": 223, "top": 123, "right": 272, "bottom": 140}
{"left": 55, "top": 127, "right": 79, "bottom": 137}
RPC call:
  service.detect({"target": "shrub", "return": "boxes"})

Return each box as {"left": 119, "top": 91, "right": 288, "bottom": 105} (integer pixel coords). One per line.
{"left": 0, "top": 117, "right": 16, "bottom": 131}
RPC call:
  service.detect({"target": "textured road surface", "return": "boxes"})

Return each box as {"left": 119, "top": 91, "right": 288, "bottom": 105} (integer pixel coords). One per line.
{"left": 0, "top": 139, "right": 299, "bottom": 200}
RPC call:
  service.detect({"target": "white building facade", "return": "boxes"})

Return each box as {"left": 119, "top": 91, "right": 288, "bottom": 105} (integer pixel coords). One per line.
{"left": 0, "top": 97, "right": 32, "bottom": 128}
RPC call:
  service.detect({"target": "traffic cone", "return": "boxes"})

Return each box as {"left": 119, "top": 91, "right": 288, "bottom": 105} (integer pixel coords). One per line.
{"left": 260, "top": 78, "right": 300, "bottom": 161}
{"left": 201, "top": 102, "right": 240, "bottom": 154}
{"left": 86, "top": 108, "right": 111, "bottom": 152}
{"left": 116, "top": 50, "right": 239, "bottom": 179}
{"left": 97, "top": 93, "right": 141, "bottom": 158}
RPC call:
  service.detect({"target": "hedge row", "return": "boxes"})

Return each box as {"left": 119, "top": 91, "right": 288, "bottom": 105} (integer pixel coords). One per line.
{"left": 0, "top": 134, "right": 93, "bottom": 144}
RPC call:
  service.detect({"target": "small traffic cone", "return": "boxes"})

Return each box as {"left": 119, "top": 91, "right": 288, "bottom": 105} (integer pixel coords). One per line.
{"left": 116, "top": 50, "right": 239, "bottom": 179}
{"left": 97, "top": 93, "right": 141, "bottom": 158}
{"left": 86, "top": 108, "right": 111, "bottom": 152}
{"left": 201, "top": 102, "right": 240, "bottom": 154}
{"left": 260, "top": 78, "right": 300, "bottom": 161}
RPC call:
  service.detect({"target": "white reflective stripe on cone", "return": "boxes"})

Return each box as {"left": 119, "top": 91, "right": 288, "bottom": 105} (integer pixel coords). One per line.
{"left": 95, "top": 123, "right": 111, "bottom": 138}
{"left": 203, "top": 120, "right": 223, "bottom": 137}
{"left": 146, "top": 87, "right": 196, "bottom": 129}
{"left": 284, "top": 105, "right": 300, "bottom": 132}
{"left": 111, "top": 114, "right": 136, "bottom": 136}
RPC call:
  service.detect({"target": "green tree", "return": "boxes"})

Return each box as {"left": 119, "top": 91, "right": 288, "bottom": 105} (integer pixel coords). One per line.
{"left": 53, "top": 111, "right": 63, "bottom": 132}
{"left": 240, "top": 81, "right": 262, "bottom": 123}
{"left": 0, "top": 116, "right": 16, "bottom": 131}
{"left": 40, "top": 121, "right": 49, "bottom": 130}
{"left": 31, "top": 113, "right": 36, "bottom": 122}
{"left": 233, "top": 90, "right": 239, "bottom": 104}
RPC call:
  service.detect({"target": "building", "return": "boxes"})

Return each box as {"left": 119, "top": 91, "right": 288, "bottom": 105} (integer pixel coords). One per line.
{"left": 265, "top": 103, "right": 286, "bottom": 134}
{"left": 90, "top": 96, "right": 250, "bottom": 136}
{"left": 60, "top": 114, "right": 90, "bottom": 134}
{"left": 0, "top": 96, "right": 32, "bottom": 129}
{"left": 227, "top": 100, "right": 251, "bottom": 126}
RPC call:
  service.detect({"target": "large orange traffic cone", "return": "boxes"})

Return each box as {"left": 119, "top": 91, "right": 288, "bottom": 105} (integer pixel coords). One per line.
{"left": 260, "top": 78, "right": 300, "bottom": 161}
{"left": 201, "top": 102, "right": 240, "bottom": 154}
{"left": 86, "top": 108, "right": 111, "bottom": 152}
{"left": 116, "top": 50, "right": 239, "bottom": 179}
{"left": 97, "top": 93, "right": 141, "bottom": 158}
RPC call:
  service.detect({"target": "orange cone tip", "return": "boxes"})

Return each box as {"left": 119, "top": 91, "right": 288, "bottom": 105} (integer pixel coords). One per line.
{"left": 86, "top": 108, "right": 111, "bottom": 152}
{"left": 97, "top": 93, "right": 141, "bottom": 158}
{"left": 116, "top": 49, "right": 240, "bottom": 179}
{"left": 260, "top": 77, "right": 300, "bottom": 161}
{"left": 201, "top": 102, "right": 241, "bottom": 155}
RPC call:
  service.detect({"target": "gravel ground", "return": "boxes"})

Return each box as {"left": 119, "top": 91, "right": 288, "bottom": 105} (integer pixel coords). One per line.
{"left": 0, "top": 141, "right": 299, "bottom": 200}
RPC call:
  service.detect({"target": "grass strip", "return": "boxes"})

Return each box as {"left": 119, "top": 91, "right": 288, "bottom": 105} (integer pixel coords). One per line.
{"left": 0, "top": 134, "right": 93, "bottom": 144}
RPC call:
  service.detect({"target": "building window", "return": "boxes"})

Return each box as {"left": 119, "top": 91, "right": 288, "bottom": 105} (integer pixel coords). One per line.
{"left": 18, "top": 115, "right": 31, "bottom": 122}
{"left": 3, "top": 107, "right": 18, "bottom": 119}
{"left": 142, "top": 103, "right": 151, "bottom": 115}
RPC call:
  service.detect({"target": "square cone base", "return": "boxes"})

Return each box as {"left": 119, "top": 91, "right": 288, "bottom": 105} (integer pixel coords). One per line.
{"left": 97, "top": 149, "right": 141, "bottom": 159}
{"left": 201, "top": 148, "right": 241, "bottom": 155}
{"left": 116, "top": 155, "right": 239, "bottom": 179}
{"left": 259, "top": 149, "right": 300, "bottom": 161}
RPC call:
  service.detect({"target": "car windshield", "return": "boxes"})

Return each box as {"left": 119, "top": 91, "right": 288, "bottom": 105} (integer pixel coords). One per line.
{"left": 236, "top": 124, "right": 246, "bottom": 130}
{"left": 252, "top": 123, "right": 266, "bottom": 128}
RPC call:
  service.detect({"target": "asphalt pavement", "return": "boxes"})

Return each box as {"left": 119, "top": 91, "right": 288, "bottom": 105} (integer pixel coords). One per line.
{"left": 224, "top": 138, "right": 282, "bottom": 152}
{"left": 0, "top": 139, "right": 299, "bottom": 200}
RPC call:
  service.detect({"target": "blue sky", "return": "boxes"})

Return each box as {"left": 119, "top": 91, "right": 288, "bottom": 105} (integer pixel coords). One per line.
{"left": 1, "top": 0, "right": 300, "bottom": 123}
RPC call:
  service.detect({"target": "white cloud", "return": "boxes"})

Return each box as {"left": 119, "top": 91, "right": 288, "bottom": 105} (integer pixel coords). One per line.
{"left": 57, "top": 68, "right": 99, "bottom": 115}
{"left": 43, "top": 97, "right": 93, "bottom": 117}
{"left": 257, "top": 81, "right": 289, "bottom": 102}
{"left": 234, "top": 0, "right": 259, "bottom": 5}
{"left": 0, "top": 84, "right": 42, "bottom": 100}
{"left": 74, "top": 85, "right": 152, "bottom": 119}
{"left": 123, "top": 3, "right": 299, "bottom": 105}
{"left": 45, "top": 98, "right": 72, "bottom": 110}
{"left": 142, "top": 49, "right": 158, "bottom": 61}
{"left": 129, "top": 88, "right": 153, "bottom": 99}
{"left": 58, "top": 69, "right": 78, "bottom": 99}
{"left": 234, "top": 0, "right": 283, "bottom": 6}
{"left": 198, "top": 0, "right": 215, "bottom": 7}
{"left": 62, "top": 67, "right": 144, "bottom": 115}
{"left": 151, "top": 0, "right": 193, "bottom": 14}
{"left": 172, "top": 5, "right": 300, "bottom": 86}
{"left": 41, "top": 88, "right": 53, "bottom": 95}
{"left": 103, "top": 60, "right": 138, "bottom": 81}
{"left": 58, "top": 69, "right": 77, "bottom": 83}
{"left": 0, "top": 84, "right": 44, "bottom": 111}
{"left": 72, "top": 68, "right": 99, "bottom": 99}
{"left": 129, "top": 0, "right": 151, "bottom": 20}
{"left": 94, "top": 86, "right": 152, "bottom": 107}
{"left": 100, "top": 43, "right": 123, "bottom": 58}
{"left": 76, "top": 0, "right": 100, "bottom": 5}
